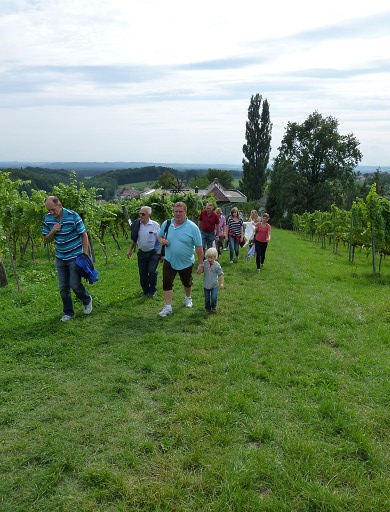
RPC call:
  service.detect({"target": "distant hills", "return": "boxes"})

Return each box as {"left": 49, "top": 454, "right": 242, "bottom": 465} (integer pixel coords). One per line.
{"left": 1, "top": 161, "right": 388, "bottom": 201}
{"left": 0, "top": 161, "right": 243, "bottom": 176}
{"left": 1, "top": 161, "right": 388, "bottom": 174}
{"left": 0, "top": 162, "right": 244, "bottom": 201}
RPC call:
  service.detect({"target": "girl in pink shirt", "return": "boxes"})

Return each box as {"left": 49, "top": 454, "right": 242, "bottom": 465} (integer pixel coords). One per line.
{"left": 254, "top": 213, "right": 271, "bottom": 272}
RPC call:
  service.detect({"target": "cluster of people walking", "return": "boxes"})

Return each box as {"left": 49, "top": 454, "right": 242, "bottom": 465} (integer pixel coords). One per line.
{"left": 43, "top": 197, "right": 270, "bottom": 321}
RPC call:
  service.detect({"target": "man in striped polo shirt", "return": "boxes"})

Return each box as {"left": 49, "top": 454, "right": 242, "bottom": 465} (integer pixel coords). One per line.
{"left": 42, "top": 196, "right": 93, "bottom": 322}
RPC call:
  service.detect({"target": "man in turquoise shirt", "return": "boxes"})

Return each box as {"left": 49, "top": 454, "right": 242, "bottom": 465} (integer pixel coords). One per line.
{"left": 157, "top": 201, "right": 203, "bottom": 317}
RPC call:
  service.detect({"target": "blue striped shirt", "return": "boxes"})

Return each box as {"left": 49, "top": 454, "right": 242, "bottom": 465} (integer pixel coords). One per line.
{"left": 42, "top": 208, "right": 86, "bottom": 260}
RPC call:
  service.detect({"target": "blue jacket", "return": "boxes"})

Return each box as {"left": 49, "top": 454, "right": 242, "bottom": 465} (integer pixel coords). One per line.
{"left": 75, "top": 254, "right": 99, "bottom": 284}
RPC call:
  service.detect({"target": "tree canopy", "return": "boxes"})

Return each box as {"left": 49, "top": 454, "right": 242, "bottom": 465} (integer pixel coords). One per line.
{"left": 206, "top": 169, "right": 233, "bottom": 189}
{"left": 266, "top": 111, "right": 362, "bottom": 227}
{"left": 240, "top": 94, "right": 272, "bottom": 201}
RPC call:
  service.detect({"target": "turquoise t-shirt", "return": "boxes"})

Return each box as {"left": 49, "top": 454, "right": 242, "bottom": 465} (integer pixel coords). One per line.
{"left": 159, "top": 218, "right": 202, "bottom": 270}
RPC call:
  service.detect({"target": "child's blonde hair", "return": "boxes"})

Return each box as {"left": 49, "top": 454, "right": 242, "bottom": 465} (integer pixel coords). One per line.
{"left": 205, "top": 247, "right": 218, "bottom": 259}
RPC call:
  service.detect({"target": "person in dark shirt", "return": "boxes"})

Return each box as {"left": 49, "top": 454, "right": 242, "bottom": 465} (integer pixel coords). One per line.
{"left": 198, "top": 203, "right": 219, "bottom": 254}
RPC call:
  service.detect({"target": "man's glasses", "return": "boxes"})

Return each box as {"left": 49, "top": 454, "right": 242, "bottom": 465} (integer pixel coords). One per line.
{"left": 140, "top": 212, "right": 147, "bottom": 216}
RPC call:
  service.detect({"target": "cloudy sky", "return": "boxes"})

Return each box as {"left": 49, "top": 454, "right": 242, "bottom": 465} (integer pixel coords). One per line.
{"left": 1, "top": 0, "right": 389, "bottom": 167}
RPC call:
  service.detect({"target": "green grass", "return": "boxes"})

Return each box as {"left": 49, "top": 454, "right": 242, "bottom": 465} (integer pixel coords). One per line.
{"left": 0, "top": 230, "right": 389, "bottom": 511}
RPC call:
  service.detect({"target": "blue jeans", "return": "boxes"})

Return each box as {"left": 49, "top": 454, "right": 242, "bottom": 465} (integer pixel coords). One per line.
{"left": 201, "top": 231, "right": 216, "bottom": 253}
{"left": 55, "top": 257, "right": 91, "bottom": 316}
{"left": 137, "top": 249, "right": 159, "bottom": 295}
{"left": 204, "top": 286, "right": 218, "bottom": 310}
{"left": 228, "top": 234, "right": 240, "bottom": 261}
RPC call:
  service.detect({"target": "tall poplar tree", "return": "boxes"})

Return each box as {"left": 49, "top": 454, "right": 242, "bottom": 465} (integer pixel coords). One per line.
{"left": 239, "top": 94, "right": 272, "bottom": 201}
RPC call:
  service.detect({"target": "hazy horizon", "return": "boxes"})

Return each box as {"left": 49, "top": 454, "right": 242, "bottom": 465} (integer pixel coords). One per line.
{"left": 1, "top": 160, "right": 388, "bottom": 174}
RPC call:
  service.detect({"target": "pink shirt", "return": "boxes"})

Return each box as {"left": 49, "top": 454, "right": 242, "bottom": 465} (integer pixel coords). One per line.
{"left": 255, "top": 223, "right": 271, "bottom": 243}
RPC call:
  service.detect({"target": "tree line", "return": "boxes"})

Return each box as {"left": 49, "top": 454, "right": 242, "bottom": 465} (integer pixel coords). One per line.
{"left": 3, "top": 165, "right": 244, "bottom": 202}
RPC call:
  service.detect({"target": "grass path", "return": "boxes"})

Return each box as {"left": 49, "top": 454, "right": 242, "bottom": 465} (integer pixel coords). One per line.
{"left": 0, "top": 229, "right": 389, "bottom": 511}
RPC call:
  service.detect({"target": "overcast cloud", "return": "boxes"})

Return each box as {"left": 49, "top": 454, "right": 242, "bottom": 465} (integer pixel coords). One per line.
{"left": 1, "top": 0, "right": 389, "bottom": 166}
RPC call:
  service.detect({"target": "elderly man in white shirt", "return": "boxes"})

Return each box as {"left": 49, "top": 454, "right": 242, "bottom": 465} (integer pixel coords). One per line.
{"left": 127, "top": 206, "right": 160, "bottom": 297}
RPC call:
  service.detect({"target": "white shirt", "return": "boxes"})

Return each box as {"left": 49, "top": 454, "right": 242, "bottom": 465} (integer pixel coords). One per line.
{"left": 137, "top": 219, "right": 160, "bottom": 252}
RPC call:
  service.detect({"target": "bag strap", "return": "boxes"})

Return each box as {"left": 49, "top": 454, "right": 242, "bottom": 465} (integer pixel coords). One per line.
{"left": 164, "top": 218, "right": 171, "bottom": 237}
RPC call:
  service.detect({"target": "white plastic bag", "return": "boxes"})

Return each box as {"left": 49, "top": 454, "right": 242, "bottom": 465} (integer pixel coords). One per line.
{"left": 246, "top": 243, "right": 256, "bottom": 260}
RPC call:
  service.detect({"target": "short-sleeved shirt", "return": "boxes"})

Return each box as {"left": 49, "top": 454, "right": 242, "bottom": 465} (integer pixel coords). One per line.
{"left": 137, "top": 219, "right": 160, "bottom": 252}
{"left": 199, "top": 210, "right": 219, "bottom": 233}
{"left": 159, "top": 218, "right": 202, "bottom": 270}
{"left": 42, "top": 208, "right": 86, "bottom": 260}
{"left": 217, "top": 214, "right": 226, "bottom": 237}
{"left": 255, "top": 223, "right": 271, "bottom": 243}
{"left": 202, "top": 260, "right": 224, "bottom": 289}
{"left": 226, "top": 217, "right": 243, "bottom": 237}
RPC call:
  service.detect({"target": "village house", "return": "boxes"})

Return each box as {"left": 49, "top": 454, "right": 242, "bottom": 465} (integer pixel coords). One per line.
{"left": 140, "top": 178, "right": 247, "bottom": 211}
{"left": 119, "top": 187, "right": 140, "bottom": 200}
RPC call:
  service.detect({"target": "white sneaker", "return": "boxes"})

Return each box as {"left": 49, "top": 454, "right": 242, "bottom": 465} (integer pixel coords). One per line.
{"left": 60, "top": 314, "right": 74, "bottom": 322}
{"left": 158, "top": 305, "right": 173, "bottom": 317}
{"left": 184, "top": 296, "right": 193, "bottom": 308}
{"left": 83, "top": 297, "right": 93, "bottom": 314}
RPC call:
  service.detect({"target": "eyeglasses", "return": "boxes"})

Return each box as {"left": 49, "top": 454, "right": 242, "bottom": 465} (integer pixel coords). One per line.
{"left": 140, "top": 212, "right": 147, "bottom": 216}
{"left": 174, "top": 210, "right": 185, "bottom": 214}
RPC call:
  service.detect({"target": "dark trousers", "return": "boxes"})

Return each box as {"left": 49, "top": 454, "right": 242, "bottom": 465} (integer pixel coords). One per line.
{"left": 56, "top": 257, "right": 91, "bottom": 316}
{"left": 137, "top": 249, "right": 159, "bottom": 295}
{"left": 255, "top": 240, "right": 268, "bottom": 269}
{"left": 215, "top": 237, "right": 225, "bottom": 255}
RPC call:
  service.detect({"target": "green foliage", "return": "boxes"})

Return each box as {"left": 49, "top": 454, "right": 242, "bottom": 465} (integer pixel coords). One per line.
{"left": 189, "top": 176, "right": 210, "bottom": 188}
{"left": 293, "top": 183, "right": 390, "bottom": 272}
{"left": 206, "top": 169, "right": 234, "bottom": 189}
{"left": 363, "top": 168, "right": 390, "bottom": 199}
{"left": 155, "top": 170, "right": 178, "bottom": 189}
{"left": 0, "top": 166, "right": 217, "bottom": 280}
{"left": 267, "top": 111, "right": 363, "bottom": 227}
{"left": 87, "top": 166, "right": 181, "bottom": 200}
{"left": 240, "top": 94, "right": 272, "bottom": 200}
{"left": 51, "top": 172, "right": 102, "bottom": 241}
{"left": 1, "top": 167, "right": 72, "bottom": 193}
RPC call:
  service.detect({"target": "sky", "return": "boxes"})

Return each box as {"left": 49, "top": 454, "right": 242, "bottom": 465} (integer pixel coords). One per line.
{"left": 1, "top": 0, "right": 390, "bottom": 167}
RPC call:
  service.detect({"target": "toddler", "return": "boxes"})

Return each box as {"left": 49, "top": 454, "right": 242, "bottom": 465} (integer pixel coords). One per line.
{"left": 198, "top": 247, "right": 224, "bottom": 313}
